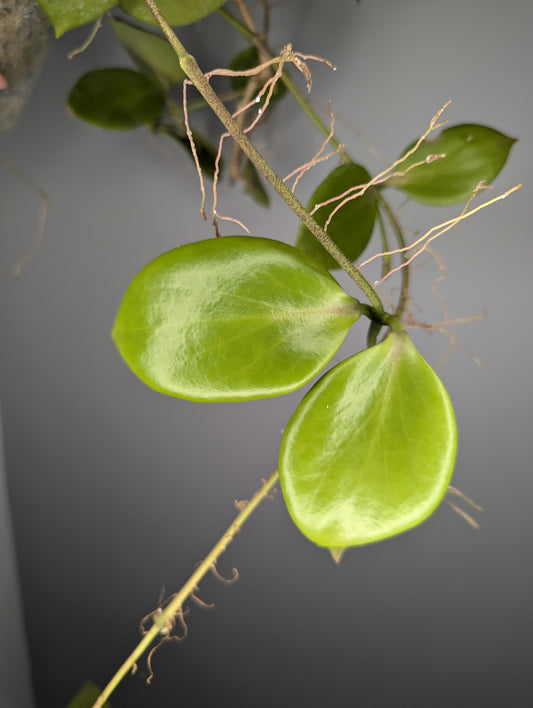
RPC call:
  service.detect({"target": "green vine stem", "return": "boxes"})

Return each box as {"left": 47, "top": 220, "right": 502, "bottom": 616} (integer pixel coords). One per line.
{"left": 375, "top": 193, "right": 410, "bottom": 320}
{"left": 375, "top": 204, "right": 392, "bottom": 278}
{"left": 93, "top": 470, "right": 279, "bottom": 708}
{"left": 143, "top": 0, "right": 385, "bottom": 316}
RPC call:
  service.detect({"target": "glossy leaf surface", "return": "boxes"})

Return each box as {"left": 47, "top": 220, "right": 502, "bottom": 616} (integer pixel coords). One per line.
{"left": 389, "top": 124, "right": 516, "bottom": 205}
{"left": 112, "top": 237, "right": 361, "bottom": 401}
{"left": 36, "top": 0, "right": 115, "bottom": 36}
{"left": 68, "top": 69, "right": 165, "bottom": 129}
{"left": 109, "top": 17, "right": 186, "bottom": 87}
{"left": 66, "top": 681, "right": 111, "bottom": 708}
{"left": 119, "top": 0, "right": 227, "bottom": 26}
{"left": 295, "top": 163, "right": 376, "bottom": 270}
{"left": 229, "top": 46, "right": 287, "bottom": 107}
{"left": 279, "top": 332, "right": 457, "bottom": 548}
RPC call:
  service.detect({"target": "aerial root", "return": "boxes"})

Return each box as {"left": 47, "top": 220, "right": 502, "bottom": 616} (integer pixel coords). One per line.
{"left": 283, "top": 102, "right": 344, "bottom": 192}
{"left": 308, "top": 102, "right": 452, "bottom": 233}
{"left": 182, "top": 43, "right": 335, "bottom": 233}
{"left": 190, "top": 586, "right": 215, "bottom": 610}
{"left": 261, "top": 480, "right": 277, "bottom": 501}
{"left": 1, "top": 157, "right": 51, "bottom": 278}
{"left": 362, "top": 181, "right": 521, "bottom": 285}
{"left": 445, "top": 486, "right": 483, "bottom": 530}
{"left": 67, "top": 16, "right": 103, "bottom": 59}
{"left": 210, "top": 562, "right": 239, "bottom": 585}
{"left": 234, "top": 499, "right": 250, "bottom": 511}
{"left": 145, "top": 606, "right": 189, "bottom": 684}
{"left": 143, "top": 601, "right": 189, "bottom": 685}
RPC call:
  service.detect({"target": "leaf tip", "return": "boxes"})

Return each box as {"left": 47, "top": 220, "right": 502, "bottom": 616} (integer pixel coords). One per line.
{"left": 328, "top": 547, "right": 346, "bottom": 564}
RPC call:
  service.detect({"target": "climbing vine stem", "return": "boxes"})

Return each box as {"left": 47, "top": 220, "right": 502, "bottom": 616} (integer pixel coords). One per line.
{"left": 143, "top": 0, "right": 386, "bottom": 316}
{"left": 93, "top": 470, "right": 279, "bottom": 708}
{"left": 375, "top": 193, "right": 410, "bottom": 320}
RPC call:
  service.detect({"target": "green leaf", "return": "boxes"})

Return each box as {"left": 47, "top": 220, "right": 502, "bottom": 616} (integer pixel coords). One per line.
{"left": 241, "top": 159, "right": 269, "bottom": 206}
{"left": 66, "top": 680, "right": 111, "bottom": 708}
{"left": 228, "top": 46, "right": 287, "bottom": 108}
{"left": 112, "top": 237, "right": 361, "bottom": 401}
{"left": 68, "top": 68, "right": 165, "bottom": 130}
{"left": 389, "top": 124, "right": 516, "bottom": 205}
{"left": 279, "top": 332, "right": 457, "bottom": 549}
{"left": 109, "top": 17, "right": 186, "bottom": 87}
{"left": 36, "top": 0, "right": 115, "bottom": 36}
{"left": 119, "top": 0, "right": 227, "bottom": 26}
{"left": 295, "top": 163, "right": 376, "bottom": 270}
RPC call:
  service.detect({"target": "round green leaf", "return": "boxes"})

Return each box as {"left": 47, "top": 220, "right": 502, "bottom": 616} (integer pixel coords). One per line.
{"left": 112, "top": 237, "right": 361, "bottom": 401}
{"left": 229, "top": 46, "right": 287, "bottom": 108}
{"left": 119, "top": 0, "right": 227, "bottom": 26}
{"left": 295, "top": 163, "right": 376, "bottom": 271}
{"left": 36, "top": 0, "right": 115, "bottom": 36}
{"left": 389, "top": 124, "right": 516, "bottom": 205}
{"left": 279, "top": 332, "right": 457, "bottom": 549}
{"left": 109, "top": 17, "right": 186, "bottom": 87}
{"left": 68, "top": 68, "right": 165, "bottom": 130}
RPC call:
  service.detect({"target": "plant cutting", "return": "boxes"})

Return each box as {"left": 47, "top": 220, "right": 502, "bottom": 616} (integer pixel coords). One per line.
{"left": 4, "top": 1, "right": 518, "bottom": 706}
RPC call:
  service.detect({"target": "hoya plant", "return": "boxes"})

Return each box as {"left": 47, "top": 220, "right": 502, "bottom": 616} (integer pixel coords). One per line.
{"left": 3, "top": 0, "right": 518, "bottom": 706}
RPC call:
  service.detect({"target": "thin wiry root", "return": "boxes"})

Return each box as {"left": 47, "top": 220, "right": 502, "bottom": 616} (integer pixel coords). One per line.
{"left": 260, "top": 480, "right": 277, "bottom": 500}
{"left": 184, "top": 44, "right": 335, "bottom": 233}
{"left": 284, "top": 103, "right": 343, "bottom": 192}
{"left": 182, "top": 80, "right": 208, "bottom": 219}
{"left": 363, "top": 182, "right": 521, "bottom": 285}
{"left": 190, "top": 586, "right": 215, "bottom": 610}
{"left": 308, "top": 102, "right": 452, "bottom": 232}
{"left": 67, "top": 17, "right": 103, "bottom": 59}
{"left": 1, "top": 157, "right": 51, "bottom": 278}
{"left": 444, "top": 499, "right": 481, "bottom": 530}
{"left": 447, "top": 486, "right": 483, "bottom": 511}
{"left": 404, "top": 309, "right": 486, "bottom": 368}
{"left": 145, "top": 605, "right": 189, "bottom": 684}
{"left": 210, "top": 562, "right": 239, "bottom": 585}
{"left": 444, "top": 486, "right": 482, "bottom": 530}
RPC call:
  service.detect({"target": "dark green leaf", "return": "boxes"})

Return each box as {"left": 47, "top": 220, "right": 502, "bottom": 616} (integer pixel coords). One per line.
{"left": 229, "top": 46, "right": 287, "bottom": 108}
{"left": 109, "top": 17, "right": 186, "bottom": 87}
{"left": 241, "top": 159, "right": 269, "bottom": 206}
{"left": 119, "top": 0, "right": 227, "bottom": 26}
{"left": 112, "top": 237, "right": 361, "bottom": 401}
{"left": 152, "top": 122, "right": 220, "bottom": 179}
{"left": 389, "top": 124, "right": 516, "bottom": 205}
{"left": 36, "top": 0, "right": 115, "bottom": 36}
{"left": 296, "top": 163, "right": 377, "bottom": 270}
{"left": 68, "top": 68, "right": 165, "bottom": 130}
{"left": 66, "top": 680, "right": 111, "bottom": 708}
{"left": 279, "top": 332, "right": 457, "bottom": 549}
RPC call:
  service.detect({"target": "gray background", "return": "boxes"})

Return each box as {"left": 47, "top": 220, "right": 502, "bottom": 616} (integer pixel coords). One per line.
{"left": 1, "top": 0, "right": 532, "bottom": 706}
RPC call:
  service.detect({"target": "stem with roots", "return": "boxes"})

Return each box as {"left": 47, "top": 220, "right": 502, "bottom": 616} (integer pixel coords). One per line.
{"left": 93, "top": 471, "right": 279, "bottom": 707}
{"left": 218, "top": 3, "right": 411, "bottom": 320}
{"left": 143, "top": 0, "right": 386, "bottom": 317}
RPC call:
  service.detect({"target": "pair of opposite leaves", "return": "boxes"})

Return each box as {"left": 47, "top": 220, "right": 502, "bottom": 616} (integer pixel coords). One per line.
{"left": 113, "top": 237, "right": 457, "bottom": 551}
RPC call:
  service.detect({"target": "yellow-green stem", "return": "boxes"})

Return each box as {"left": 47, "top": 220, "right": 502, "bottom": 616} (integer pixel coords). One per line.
{"left": 93, "top": 470, "right": 279, "bottom": 707}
